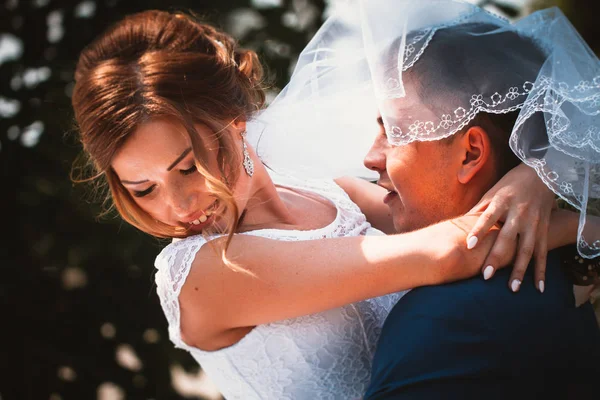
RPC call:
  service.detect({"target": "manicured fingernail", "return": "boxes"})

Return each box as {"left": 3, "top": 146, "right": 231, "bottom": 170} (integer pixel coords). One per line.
{"left": 539, "top": 280, "right": 545, "bottom": 294}
{"left": 483, "top": 265, "right": 494, "bottom": 280}
{"left": 511, "top": 279, "right": 521, "bottom": 293}
{"left": 467, "top": 235, "right": 478, "bottom": 250}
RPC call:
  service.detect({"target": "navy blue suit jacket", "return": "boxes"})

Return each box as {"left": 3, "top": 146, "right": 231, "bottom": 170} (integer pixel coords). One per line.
{"left": 365, "top": 250, "right": 600, "bottom": 399}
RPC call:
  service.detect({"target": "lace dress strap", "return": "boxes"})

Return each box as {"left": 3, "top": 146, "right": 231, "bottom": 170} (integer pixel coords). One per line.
{"left": 154, "top": 234, "right": 217, "bottom": 349}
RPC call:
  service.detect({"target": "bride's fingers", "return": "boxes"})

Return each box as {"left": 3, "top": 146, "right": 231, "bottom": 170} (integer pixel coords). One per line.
{"left": 467, "top": 199, "right": 506, "bottom": 250}
{"left": 509, "top": 228, "right": 537, "bottom": 293}
{"left": 480, "top": 216, "right": 518, "bottom": 280}
{"left": 533, "top": 226, "right": 549, "bottom": 293}
{"left": 468, "top": 197, "right": 491, "bottom": 213}
{"left": 532, "top": 210, "right": 551, "bottom": 293}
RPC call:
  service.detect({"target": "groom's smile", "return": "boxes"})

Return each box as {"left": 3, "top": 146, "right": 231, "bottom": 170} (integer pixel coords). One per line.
{"left": 364, "top": 114, "right": 462, "bottom": 234}
{"left": 375, "top": 178, "right": 398, "bottom": 205}
{"left": 382, "top": 189, "right": 398, "bottom": 205}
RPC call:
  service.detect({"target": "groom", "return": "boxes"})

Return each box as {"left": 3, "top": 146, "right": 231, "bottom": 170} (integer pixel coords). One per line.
{"left": 362, "top": 21, "right": 600, "bottom": 400}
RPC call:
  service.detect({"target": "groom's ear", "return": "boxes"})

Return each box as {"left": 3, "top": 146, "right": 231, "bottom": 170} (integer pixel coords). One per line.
{"left": 456, "top": 126, "right": 493, "bottom": 184}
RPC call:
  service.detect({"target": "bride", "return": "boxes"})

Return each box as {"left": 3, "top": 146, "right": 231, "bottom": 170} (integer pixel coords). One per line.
{"left": 69, "top": 0, "right": 594, "bottom": 398}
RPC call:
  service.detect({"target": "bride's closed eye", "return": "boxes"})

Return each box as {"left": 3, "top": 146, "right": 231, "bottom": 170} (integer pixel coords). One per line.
{"left": 133, "top": 185, "right": 156, "bottom": 198}
{"left": 133, "top": 165, "right": 198, "bottom": 198}
{"left": 180, "top": 165, "right": 197, "bottom": 175}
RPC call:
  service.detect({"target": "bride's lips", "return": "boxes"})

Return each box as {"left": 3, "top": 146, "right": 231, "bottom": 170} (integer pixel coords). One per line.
{"left": 184, "top": 201, "right": 218, "bottom": 232}
{"left": 188, "top": 213, "right": 215, "bottom": 232}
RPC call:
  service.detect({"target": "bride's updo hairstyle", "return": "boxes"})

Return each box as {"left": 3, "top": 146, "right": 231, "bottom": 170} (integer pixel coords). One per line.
{"left": 71, "top": 10, "right": 266, "bottom": 244}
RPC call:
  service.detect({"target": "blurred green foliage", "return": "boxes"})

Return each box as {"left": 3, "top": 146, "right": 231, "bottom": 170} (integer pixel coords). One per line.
{"left": 1, "top": 1, "right": 326, "bottom": 399}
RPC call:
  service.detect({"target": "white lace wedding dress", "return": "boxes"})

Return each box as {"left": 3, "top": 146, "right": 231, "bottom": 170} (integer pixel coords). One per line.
{"left": 154, "top": 171, "right": 408, "bottom": 399}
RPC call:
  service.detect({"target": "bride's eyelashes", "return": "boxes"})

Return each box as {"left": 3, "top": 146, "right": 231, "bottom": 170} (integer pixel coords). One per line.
{"left": 133, "top": 185, "right": 156, "bottom": 198}
{"left": 133, "top": 164, "right": 198, "bottom": 198}
{"left": 180, "top": 164, "right": 198, "bottom": 175}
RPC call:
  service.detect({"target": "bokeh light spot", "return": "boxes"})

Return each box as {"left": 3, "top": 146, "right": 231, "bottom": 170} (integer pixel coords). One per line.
{"left": 75, "top": 1, "right": 96, "bottom": 18}
{"left": 0, "top": 34, "right": 24, "bottom": 66}
{"left": 97, "top": 382, "right": 125, "bottom": 400}
{"left": 0, "top": 97, "right": 21, "bottom": 118}
{"left": 251, "top": 0, "right": 283, "bottom": 8}
{"left": 57, "top": 366, "right": 77, "bottom": 382}
{"left": 47, "top": 10, "right": 65, "bottom": 43}
{"left": 115, "top": 344, "right": 143, "bottom": 372}
{"left": 61, "top": 266, "right": 88, "bottom": 290}
{"left": 142, "top": 328, "right": 160, "bottom": 344}
{"left": 100, "top": 322, "right": 116, "bottom": 339}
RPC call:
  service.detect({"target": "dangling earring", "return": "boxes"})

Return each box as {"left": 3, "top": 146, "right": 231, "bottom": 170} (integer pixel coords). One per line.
{"left": 241, "top": 131, "right": 254, "bottom": 177}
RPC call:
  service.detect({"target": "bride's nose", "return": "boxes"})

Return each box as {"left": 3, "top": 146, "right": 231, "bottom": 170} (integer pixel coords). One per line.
{"left": 167, "top": 187, "right": 197, "bottom": 218}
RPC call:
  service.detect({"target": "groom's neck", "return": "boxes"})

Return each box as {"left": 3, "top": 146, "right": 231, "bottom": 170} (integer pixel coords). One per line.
{"left": 432, "top": 176, "right": 500, "bottom": 226}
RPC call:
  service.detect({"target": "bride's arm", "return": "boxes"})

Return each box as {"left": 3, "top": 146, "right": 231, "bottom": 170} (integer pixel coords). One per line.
{"left": 179, "top": 214, "right": 498, "bottom": 348}
{"left": 179, "top": 208, "right": 582, "bottom": 350}
{"left": 338, "top": 164, "right": 583, "bottom": 292}
{"left": 335, "top": 175, "right": 396, "bottom": 234}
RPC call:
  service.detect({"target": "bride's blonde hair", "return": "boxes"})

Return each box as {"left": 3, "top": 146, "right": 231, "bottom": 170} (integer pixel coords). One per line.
{"left": 70, "top": 9, "right": 266, "bottom": 266}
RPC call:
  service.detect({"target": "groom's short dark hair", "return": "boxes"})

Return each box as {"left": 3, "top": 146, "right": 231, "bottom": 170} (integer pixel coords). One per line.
{"left": 405, "top": 21, "right": 547, "bottom": 179}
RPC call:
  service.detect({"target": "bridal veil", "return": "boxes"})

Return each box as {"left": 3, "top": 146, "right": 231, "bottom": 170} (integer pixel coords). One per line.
{"left": 246, "top": 0, "right": 600, "bottom": 259}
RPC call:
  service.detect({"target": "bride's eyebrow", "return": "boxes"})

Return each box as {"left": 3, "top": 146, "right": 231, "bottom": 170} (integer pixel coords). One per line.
{"left": 166, "top": 147, "right": 192, "bottom": 171}
{"left": 121, "top": 147, "right": 193, "bottom": 186}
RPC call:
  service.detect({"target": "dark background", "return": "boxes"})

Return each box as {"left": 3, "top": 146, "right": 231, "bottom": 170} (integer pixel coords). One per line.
{"left": 1, "top": 1, "right": 598, "bottom": 399}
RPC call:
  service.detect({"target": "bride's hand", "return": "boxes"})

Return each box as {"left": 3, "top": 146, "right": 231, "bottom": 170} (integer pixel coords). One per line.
{"left": 465, "top": 163, "right": 556, "bottom": 293}
{"left": 421, "top": 212, "right": 505, "bottom": 285}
